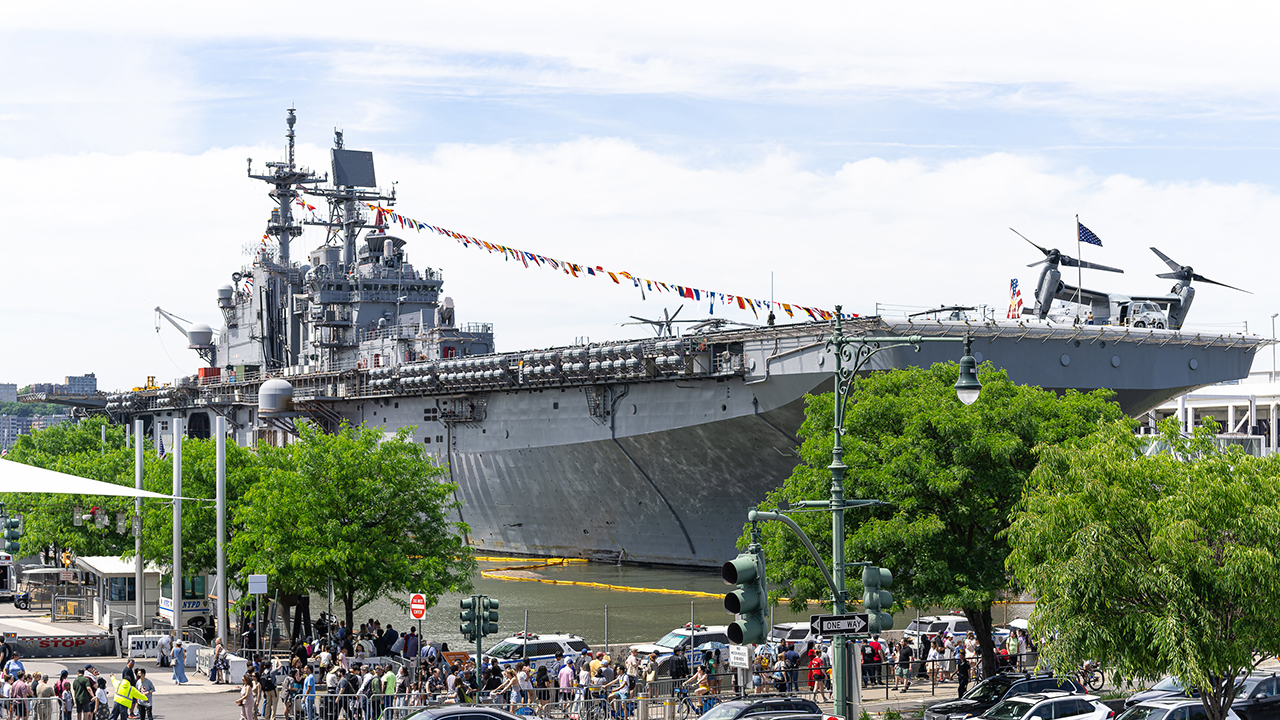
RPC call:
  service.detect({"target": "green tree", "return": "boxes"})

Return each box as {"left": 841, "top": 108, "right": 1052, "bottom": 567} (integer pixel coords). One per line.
{"left": 230, "top": 422, "right": 475, "bottom": 630}
{"left": 4, "top": 417, "right": 138, "bottom": 559}
{"left": 1006, "top": 420, "right": 1280, "bottom": 720}
{"left": 748, "top": 363, "right": 1123, "bottom": 675}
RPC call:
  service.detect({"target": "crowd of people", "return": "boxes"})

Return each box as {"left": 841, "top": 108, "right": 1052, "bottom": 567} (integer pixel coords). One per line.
{"left": 857, "top": 628, "right": 1037, "bottom": 695}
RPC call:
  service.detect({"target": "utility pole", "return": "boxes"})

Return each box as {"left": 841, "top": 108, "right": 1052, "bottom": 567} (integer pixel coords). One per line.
{"left": 134, "top": 420, "right": 144, "bottom": 627}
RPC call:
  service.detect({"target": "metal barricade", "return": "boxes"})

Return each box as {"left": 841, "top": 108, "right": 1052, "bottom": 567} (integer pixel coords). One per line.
{"left": 0, "top": 698, "right": 63, "bottom": 720}
{"left": 52, "top": 594, "right": 90, "bottom": 621}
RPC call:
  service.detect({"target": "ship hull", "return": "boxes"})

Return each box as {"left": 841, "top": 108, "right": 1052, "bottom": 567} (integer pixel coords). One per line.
{"left": 108, "top": 320, "right": 1265, "bottom": 567}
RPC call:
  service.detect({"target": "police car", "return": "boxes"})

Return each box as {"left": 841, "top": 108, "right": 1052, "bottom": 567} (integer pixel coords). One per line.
{"left": 630, "top": 624, "right": 732, "bottom": 666}
{"left": 481, "top": 632, "right": 590, "bottom": 669}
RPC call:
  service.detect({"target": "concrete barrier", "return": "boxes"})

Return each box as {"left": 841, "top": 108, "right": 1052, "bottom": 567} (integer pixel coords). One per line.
{"left": 7, "top": 635, "right": 115, "bottom": 658}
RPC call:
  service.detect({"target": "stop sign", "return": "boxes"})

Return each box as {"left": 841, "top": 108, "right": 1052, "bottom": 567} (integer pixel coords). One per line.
{"left": 410, "top": 593, "right": 427, "bottom": 620}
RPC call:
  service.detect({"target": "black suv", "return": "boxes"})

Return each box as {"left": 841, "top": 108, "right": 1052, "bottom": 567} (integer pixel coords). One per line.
{"left": 924, "top": 673, "right": 1086, "bottom": 720}
{"left": 695, "top": 697, "right": 822, "bottom": 720}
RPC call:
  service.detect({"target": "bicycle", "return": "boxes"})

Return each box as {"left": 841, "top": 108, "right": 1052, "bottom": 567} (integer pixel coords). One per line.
{"left": 672, "top": 688, "right": 721, "bottom": 720}
{"left": 1078, "top": 662, "right": 1104, "bottom": 692}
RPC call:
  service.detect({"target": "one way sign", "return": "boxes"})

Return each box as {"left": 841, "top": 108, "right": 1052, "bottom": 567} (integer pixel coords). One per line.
{"left": 809, "top": 613, "right": 870, "bottom": 636}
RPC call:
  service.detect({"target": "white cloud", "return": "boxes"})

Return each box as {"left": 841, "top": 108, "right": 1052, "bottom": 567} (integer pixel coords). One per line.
{"left": 1, "top": 139, "right": 1274, "bottom": 390}
{"left": 8, "top": 2, "right": 1280, "bottom": 114}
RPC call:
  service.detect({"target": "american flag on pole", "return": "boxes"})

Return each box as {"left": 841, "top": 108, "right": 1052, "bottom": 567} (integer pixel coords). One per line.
{"left": 157, "top": 434, "right": 166, "bottom": 460}
{"left": 1007, "top": 279, "right": 1024, "bottom": 319}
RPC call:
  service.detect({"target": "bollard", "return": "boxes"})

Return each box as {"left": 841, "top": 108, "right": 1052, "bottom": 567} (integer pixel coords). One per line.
{"left": 639, "top": 692, "right": 648, "bottom": 720}
{"left": 664, "top": 698, "right": 676, "bottom": 720}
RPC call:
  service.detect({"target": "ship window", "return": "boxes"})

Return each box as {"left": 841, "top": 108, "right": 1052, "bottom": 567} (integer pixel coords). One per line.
{"left": 424, "top": 437, "right": 431, "bottom": 444}
{"left": 394, "top": 402, "right": 399, "bottom": 409}
{"left": 437, "top": 435, "right": 443, "bottom": 443}
{"left": 553, "top": 402, "right": 559, "bottom": 410}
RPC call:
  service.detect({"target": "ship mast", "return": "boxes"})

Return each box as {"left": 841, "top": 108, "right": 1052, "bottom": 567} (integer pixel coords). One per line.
{"left": 247, "top": 108, "right": 326, "bottom": 369}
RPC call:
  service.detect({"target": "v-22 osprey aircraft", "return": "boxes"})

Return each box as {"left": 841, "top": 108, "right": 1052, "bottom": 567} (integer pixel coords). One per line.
{"left": 1012, "top": 229, "right": 1250, "bottom": 329}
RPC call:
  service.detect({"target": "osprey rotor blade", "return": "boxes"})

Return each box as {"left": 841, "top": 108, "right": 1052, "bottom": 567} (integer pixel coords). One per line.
{"left": 670, "top": 305, "right": 684, "bottom": 321}
{"left": 1150, "top": 247, "right": 1182, "bottom": 272}
{"left": 1191, "top": 274, "right": 1251, "bottom": 294}
{"left": 1011, "top": 228, "right": 1051, "bottom": 255}
{"left": 1075, "top": 259, "right": 1125, "bottom": 274}
{"left": 1027, "top": 260, "right": 1048, "bottom": 268}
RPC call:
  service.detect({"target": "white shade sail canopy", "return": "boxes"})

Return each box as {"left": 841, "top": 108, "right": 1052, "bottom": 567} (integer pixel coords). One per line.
{"left": 0, "top": 459, "right": 173, "bottom": 499}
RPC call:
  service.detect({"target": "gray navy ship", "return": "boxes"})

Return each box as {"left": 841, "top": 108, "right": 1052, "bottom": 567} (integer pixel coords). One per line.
{"left": 72, "top": 111, "right": 1264, "bottom": 567}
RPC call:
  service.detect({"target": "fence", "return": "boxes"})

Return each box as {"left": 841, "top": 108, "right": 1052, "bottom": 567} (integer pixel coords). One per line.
{"left": 0, "top": 698, "right": 68, "bottom": 719}
{"left": 286, "top": 687, "right": 740, "bottom": 720}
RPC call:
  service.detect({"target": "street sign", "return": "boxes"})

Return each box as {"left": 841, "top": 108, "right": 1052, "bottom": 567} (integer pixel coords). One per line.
{"left": 728, "top": 644, "right": 751, "bottom": 670}
{"left": 248, "top": 574, "right": 268, "bottom": 594}
{"left": 809, "top": 612, "right": 869, "bottom": 636}
{"left": 409, "top": 593, "right": 427, "bottom": 620}
{"left": 59, "top": 571, "right": 72, "bottom": 582}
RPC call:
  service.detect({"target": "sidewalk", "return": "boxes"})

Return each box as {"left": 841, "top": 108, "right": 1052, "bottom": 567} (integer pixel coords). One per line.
{"left": 20, "top": 655, "right": 239, "bottom": 697}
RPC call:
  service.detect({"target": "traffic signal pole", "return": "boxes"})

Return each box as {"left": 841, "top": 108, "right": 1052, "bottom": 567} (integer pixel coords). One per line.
{"left": 736, "top": 307, "right": 978, "bottom": 720}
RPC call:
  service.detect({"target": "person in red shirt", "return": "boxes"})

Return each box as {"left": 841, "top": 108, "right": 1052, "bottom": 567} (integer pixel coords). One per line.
{"left": 807, "top": 654, "right": 829, "bottom": 702}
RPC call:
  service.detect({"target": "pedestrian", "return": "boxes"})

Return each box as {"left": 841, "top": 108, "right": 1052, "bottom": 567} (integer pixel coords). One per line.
{"left": 155, "top": 636, "right": 170, "bottom": 670}
{"left": 897, "top": 638, "right": 913, "bottom": 693}
{"left": 132, "top": 672, "right": 152, "bottom": 720}
{"left": 93, "top": 678, "right": 109, "bottom": 720}
{"left": 667, "top": 647, "right": 689, "bottom": 694}
{"left": 59, "top": 678, "right": 73, "bottom": 720}
{"left": 72, "top": 668, "right": 93, "bottom": 720}
{"left": 956, "top": 648, "right": 970, "bottom": 699}
{"left": 302, "top": 666, "right": 318, "bottom": 720}
{"left": 557, "top": 659, "right": 574, "bottom": 703}
{"left": 170, "top": 643, "right": 187, "bottom": 685}
{"left": 783, "top": 643, "right": 801, "bottom": 694}
{"left": 808, "top": 652, "right": 828, "bottom": 702}
{"left": 259, "top": 665, "right": 277, "bottom": 720}
{"left": 237, "top": 675, "right": 254, "bottom": 720}
{"left": 36, "top": 674, "right": 56, "bottom": 720}
{"left": 107, "top": 674, "right": 145, "bottom": 720}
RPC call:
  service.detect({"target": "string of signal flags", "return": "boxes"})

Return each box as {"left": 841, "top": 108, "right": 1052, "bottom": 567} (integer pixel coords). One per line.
{"left": 293, "top": 194, "right": 854, "bottom": 323}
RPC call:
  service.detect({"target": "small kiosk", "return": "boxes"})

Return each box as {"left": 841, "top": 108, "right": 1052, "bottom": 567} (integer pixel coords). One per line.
{"left": 74, "top": 556, "right": 163, "bottom": 629}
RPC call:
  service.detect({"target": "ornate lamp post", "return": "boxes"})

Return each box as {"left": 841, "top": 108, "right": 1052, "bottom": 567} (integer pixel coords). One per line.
{"left": 753, "top": 306, "right": 981, "bottom": 719}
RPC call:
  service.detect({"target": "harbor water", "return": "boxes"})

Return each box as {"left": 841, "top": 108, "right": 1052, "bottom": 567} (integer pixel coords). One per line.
{"left": 311, "top": 557, "right": 821, "bottom": 648}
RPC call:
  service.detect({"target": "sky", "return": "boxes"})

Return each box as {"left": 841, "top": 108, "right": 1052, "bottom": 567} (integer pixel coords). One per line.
{"left": 4, "top": 2, "right": 1280, "bottom": 390}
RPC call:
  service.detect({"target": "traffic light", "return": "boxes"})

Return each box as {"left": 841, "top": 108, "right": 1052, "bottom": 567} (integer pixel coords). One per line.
{"left": 862, "top": 565, "right": 894, "bottom": 633}
{"left": 0, "top": 510, "right": 20, "bottom": 555}
{"left": 480, "top": 597, "right": 499, "bottom": 637}
{"left": 459, "top": 596, "right": 476, "bottom": 640}
{"left": 723, "top": 546, "right": 767, "bottom": 645}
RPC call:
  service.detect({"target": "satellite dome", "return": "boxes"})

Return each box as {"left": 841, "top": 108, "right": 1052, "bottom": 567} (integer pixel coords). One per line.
{"left": 187, "top": 323, "right": 214, "bottom": 349}
{"left": 258, "top": 379, "right": 294, "bottom": 417}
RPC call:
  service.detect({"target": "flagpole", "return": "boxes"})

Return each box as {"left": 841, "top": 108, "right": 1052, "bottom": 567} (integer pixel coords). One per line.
{"left": 1075, "top": 214, "right": 1083, "bottom": 322}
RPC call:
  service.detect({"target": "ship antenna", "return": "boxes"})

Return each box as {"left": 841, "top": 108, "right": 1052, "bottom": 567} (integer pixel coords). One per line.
{"left": 286, "top": 107, "right": 297, "bottom": 170}
{"left": 334, "top": 128, "right": 344, "bottom": 149}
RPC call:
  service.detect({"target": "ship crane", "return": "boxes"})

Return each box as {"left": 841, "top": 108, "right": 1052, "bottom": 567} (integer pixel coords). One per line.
{"left": 155, "top": 307, "right": 218, "bottom": 365}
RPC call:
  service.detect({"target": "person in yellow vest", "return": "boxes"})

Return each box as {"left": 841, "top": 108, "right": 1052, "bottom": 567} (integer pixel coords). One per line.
{"left": 108, "top": 674, "right": 148, "bottom": 720}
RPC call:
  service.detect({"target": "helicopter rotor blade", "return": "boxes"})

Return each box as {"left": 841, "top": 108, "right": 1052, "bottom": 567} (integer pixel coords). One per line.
{"left": 1156, "top": 272, "right": 1184, "bottom": 281}
{"left": 670, "top": 305, "right": 683, "bottom": 322}
{"left": 1191, "top": 273, "right": 1251, "bottom": 294}
{"left": 1149, "top": 247, "right": 1182, "bottom": 272}
{"left": 1010, "top": 228, "right": 1051, "bottom": 255}
{"left": 1027, "top": 260, "right": 1048, "bottom": 268}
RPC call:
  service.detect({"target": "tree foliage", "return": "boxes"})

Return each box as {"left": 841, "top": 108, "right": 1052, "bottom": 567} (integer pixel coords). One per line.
{"left": 1006, "top": 420, "right": 1280, "bottom": 720}
{"left": 747, "top": 362, "right": 1122, "bottom": 675}
{"left": 230, "top": 422, "right": 475, "bottom": 630}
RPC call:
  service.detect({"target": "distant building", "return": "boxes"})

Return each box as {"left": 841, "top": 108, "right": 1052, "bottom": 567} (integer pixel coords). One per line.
{"left": 0, "top": 416, "right": 32, "bottom": 451}
{"left": 0, "top": 384, "right": 15, "bottom": 403}
{"left": 64, "top": 374, "right": 97, "bottom": 395}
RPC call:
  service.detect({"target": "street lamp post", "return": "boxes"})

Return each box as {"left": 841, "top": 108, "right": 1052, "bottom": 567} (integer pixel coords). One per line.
{"left": 752, "top": 307, "right": 981, "bottom": 720}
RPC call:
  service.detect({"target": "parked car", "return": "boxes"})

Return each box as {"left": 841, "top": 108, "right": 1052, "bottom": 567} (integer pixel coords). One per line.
{"left": 765, "top": 622, "right": 827, "bottom": 656}
{"left": 1125, "top": 673, "right": 1280, "bottom": 712}
{"left": 408, "top": 707, "right": 524, "bottom": 720}
{"left": 1117, "top": 698, "right": 1242, "bottom": 720}
{"left": 979, "top": 692, "right": 1112, "bottom": 720}
{"left": 924, "top": 673, "right": 1087, "bottom": 720}
{"left": 631, "top": 623, "right": 731, "bottom": 662}
{"left": 482, "top": 632, "right": 590, "bottom": 669}
{"left": 1218, "top": 673, "right": 1279, "bottom": 720}
{"left": 694, "top": 697, "right": 822, "bottom": 720}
